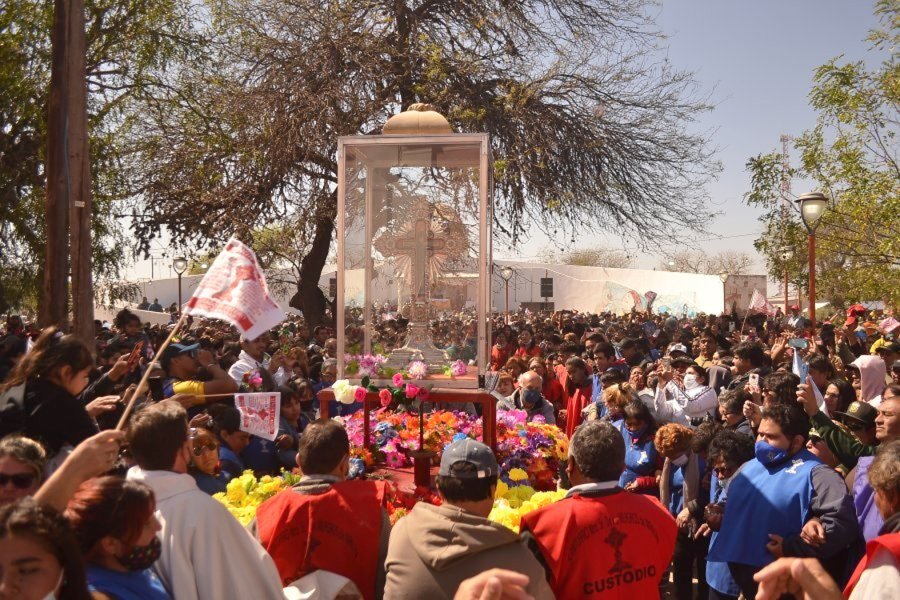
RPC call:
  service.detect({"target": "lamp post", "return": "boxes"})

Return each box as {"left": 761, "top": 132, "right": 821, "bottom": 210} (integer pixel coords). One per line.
{"left": 173, "top": 257, "right": 188, "bottom": 313}
{"left": 779, "top": 247, "right": 793, "bottom": 314}
{"left": 718, "top": 271, "right": 729, "bottom": 315}
{"left": 795, "top": 192, "right": 828, "bottom": 330}
{"left": 499, "top": 266, "right": 514, "bottom": 323}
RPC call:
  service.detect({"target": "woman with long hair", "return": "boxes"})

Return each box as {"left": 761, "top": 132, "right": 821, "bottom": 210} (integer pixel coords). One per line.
{"left": 0, "top": 327, "right": 98, "bottom": 463}
{"left": 65, "top": 476, "right": 170, "bottom": 599}
{"left": 0, "top": 497, "right": 92, "bottom": 600}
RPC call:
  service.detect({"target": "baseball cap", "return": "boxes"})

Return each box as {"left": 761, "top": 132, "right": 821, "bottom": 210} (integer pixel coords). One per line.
{"left": 160, "top": 342, "right": 200, "bottom": 369}
{"left": 790, "top": 305, "right": 800, "bottom": 310}
{"left": 667, "top": 343, "right": 689, "bottom": 356}
{"left": 832, "top": 401, "right": 878, "bottom": 428}
{"left": 439, "top": 439, "right": 498, "bottom": 479}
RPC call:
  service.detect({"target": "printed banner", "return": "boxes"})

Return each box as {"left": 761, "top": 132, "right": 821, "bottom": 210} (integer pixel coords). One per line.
{"left": 235, "top": 392, "right": 281, "bottom": 442}
{"left": 748, "top": 289, "right": 777, "bottom": 317}
{"left": 183, "top": 237, "right": 285, "bottom": 340}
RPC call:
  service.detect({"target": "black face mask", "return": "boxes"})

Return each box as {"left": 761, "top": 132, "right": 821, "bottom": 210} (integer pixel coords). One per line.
{"left": 117, "top": 536, "right": 162, "bottom": 571}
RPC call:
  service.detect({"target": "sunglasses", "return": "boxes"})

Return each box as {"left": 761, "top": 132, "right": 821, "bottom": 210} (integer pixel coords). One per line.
{"left": 0, "top": 472, "right": 37, "bottom": 489}
{"left": 844, "top": 421, "right": 867, "bottom": 432}
{"left": 192, "top": 443, "right": 218, "bottom": 457}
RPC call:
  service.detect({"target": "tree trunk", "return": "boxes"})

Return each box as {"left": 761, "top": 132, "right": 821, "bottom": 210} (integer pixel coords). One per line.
{"left": 40, "top": 0, "right": 71, "bottom": 329}
{"left": 290, "top": 192, "right": 337, "bottom": 329}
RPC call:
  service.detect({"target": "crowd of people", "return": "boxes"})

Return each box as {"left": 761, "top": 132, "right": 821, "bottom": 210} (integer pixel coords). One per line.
{"left": 0, "top": 302, "right": 898, "bottom": 599}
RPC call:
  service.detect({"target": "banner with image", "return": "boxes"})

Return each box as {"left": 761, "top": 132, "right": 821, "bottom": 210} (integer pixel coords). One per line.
{"left": 235, "top": 392, "right": 281, "bottom": 441}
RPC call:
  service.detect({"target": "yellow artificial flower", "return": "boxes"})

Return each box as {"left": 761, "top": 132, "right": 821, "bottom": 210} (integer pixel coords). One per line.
{"left": 508, "top": 468, "right": 529, "bottom": 482}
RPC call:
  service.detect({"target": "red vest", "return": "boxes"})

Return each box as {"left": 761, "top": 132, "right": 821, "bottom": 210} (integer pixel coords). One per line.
{"left": 843, "top": 532, "right": 900, "bottom": 598}
{"left": 256, "top": 480, "right": 387, "bottom": 600}
{"left": 520, "top": 490, "right": 677, "bottom": 599}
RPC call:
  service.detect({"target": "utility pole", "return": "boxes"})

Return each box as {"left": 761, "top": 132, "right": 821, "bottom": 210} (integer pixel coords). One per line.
{"left": 780, "top": 134, "right": 792, "bottom": 314}
{"left": 41, "top": 0, "right": 93, "bottom": 341}
{"left": 67, "top": 0, "right": 94, "bottom": 343}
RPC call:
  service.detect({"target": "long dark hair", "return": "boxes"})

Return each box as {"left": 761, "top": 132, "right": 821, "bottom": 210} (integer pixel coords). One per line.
{"left": 0, "top": 327, "right": 93, "bottom": 394}
{"left": 0, "top": 498, "right": 92, "bottom": 600}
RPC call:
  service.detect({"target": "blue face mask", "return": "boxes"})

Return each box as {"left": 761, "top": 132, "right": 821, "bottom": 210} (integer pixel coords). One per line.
{"left": 627, "top": 424, "right": 648, "bottom": 441}
{"left": 755, "top": 440, "right": 789, "bottom": 466}
{"left": 522, "top": 389, "right": 542, "bottom": 406}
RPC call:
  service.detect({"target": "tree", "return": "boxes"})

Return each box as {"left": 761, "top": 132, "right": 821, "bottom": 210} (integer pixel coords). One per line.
{"left": 658, "top": 250, "right": 753, "bottom": 275}
{"left": 539, "top": 247, "right": 633, "bottom": 268}
{"left": 0, "top": 0, "right": 199, "bottom": 314}
{"left": 745, "top": 1, "right": 899, "bottom": 307}
{"left": 128, "top": 0, "right": 717, "bottom": 327}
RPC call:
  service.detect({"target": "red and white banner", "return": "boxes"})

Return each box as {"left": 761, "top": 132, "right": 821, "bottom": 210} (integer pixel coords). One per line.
{"left": 235, "top": 392, "right": 281, "bottom": 441}
{"left": 184, "top": 237, "right": 285, "bottom": 340}
{"left": 748, "top": 288, "right": 777, "bottom": 317}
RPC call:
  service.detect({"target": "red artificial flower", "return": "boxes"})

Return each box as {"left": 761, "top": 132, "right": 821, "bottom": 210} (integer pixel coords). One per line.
{"left": 354, "top": 386, "right": 367, "bottom": 402}
{"left": 379, "top": 388, "right": 392, "bottom": 407}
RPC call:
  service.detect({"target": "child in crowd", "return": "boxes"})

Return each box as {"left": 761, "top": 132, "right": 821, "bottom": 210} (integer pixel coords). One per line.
{"left": 188, "top": 427, "right": 227, "bottom": 495}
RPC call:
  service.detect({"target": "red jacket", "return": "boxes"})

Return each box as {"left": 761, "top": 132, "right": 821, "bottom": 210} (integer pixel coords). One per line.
{"left": 521, "top": 489, "right": 677, "bottom": 599}
{"left": 556, "top": 365, "right": 593, "bottom": 437}
{"left": 844, "top": 532, "right": 900, "bottom": 597}
{"left": 515, "top": 343, "right": 543, "bottom": 360}
{"left": 256, "top": 480, "right": 387, "bottom": 599}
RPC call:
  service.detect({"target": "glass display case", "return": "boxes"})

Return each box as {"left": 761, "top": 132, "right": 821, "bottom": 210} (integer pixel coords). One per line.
{"left": 336, "top": 129, "right": 491, "bottom": 389}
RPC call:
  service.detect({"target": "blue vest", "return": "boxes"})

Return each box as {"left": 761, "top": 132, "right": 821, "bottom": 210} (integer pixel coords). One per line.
{"left": 218, "top": 444, "right": 245, "bottom": 481}
{"left": 616, "top": 421, "right": 658, "bottom": 490}
{"left": 668, "top": 463, "right": 686, "bottom": 516}
{"left": 706, "top": 474, "right": 740, "bottom": 597}
{"left": 708, "top": 449, "right": 820, "bottom": 568}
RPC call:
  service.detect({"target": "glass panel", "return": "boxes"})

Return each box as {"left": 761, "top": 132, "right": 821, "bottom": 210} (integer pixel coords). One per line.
{"left": 340, "top": 139, "right": 485, "bottom": 387}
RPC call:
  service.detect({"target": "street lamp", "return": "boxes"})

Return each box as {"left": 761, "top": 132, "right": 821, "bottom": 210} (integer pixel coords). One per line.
{"left": 173, "top": 257, "right": 188, "bottom": 313}
{"left": 779, "top": 246, "right": 794, "bottom": 314}
{"left": 796, "top": 192, "right": 828, "bottom": 329}
{"left": 718, "top": 271, "right": 729, "bottom": 314}
{"left": 499, "top": 266, "right": 514, "bottom": 323}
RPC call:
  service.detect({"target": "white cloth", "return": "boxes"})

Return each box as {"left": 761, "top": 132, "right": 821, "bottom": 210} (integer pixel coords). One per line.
{"left": 127, "top": 467, "right": 285, "bottom": 600}
{"left": 283, "top": 571, "right": 363, "bottom": 600}
{"left": 229, "top": 350, "right": 287, "bottom": 387}
{"left": 653, "top": 381, "right": 718, "bottom": 426}
{"left": 850, "top": 546, "right": 900, "bottom": 599}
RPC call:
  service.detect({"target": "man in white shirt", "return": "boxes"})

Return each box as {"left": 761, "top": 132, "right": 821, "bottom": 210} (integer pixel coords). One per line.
{"left": 228, "top": 334, "right": 288, "bottom": 389}
{"left": 126, "top": 400, "right": 285, "bottom": 599}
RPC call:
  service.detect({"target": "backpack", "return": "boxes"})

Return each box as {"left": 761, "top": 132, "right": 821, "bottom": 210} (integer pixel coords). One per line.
{"left": 0, "top": 382, "right": 27, "bottom": 438}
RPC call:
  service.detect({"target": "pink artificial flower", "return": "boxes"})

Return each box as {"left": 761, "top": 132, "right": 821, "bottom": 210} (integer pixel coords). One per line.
{"left": 385, "top": 451, "right": 406, "bottom": 469}
{"left": 405, "top": 384, "right": 420, "bottom": 399}
{"left": 354, "top": 386, "right": 367, "bottom": 403}
{"left": 450, "top": 360, "right": 468, "bottom": 377}
{"left": 416, "top": 386, "right": 430, "bottom": 401}
{"left": 392, "top": 373, "right": 404, "bottom": 387}
{"left": 407, "top": 361, "right": 428, "bottom": 380}
{"left": 379, "top": 388, "right": 392, "bottom": 407}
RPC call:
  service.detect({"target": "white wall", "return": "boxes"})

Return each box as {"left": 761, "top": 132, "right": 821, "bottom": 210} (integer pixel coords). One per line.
{"left": 491, "top": 261, "right": 725, "bottom": 316}
{"left": 109, "top": 261, "right": 727, "bottom": 319}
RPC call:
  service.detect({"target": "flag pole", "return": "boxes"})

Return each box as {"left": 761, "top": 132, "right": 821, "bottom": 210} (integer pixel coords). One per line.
{"left": 116, "top": 312, "right": 189, "bottom": 431}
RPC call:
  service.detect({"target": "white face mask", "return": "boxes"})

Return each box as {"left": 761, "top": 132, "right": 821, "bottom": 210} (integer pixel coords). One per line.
{"left": 672, "top": 454, "right": 689, "bottom": 467}
{"left": 41, "top": 569, "right": 64, "bottom": 600}
{"left": 683, "top": 374, "right": 700, "bottom": 390}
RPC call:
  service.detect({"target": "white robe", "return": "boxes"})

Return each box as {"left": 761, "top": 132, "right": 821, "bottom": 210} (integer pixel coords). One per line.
{"left": 127, "top": 467, "right": 285, "bottom": 600}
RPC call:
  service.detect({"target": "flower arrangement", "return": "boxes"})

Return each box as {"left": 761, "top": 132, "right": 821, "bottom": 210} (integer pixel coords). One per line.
{"left": 488, "top": 480, "right": 566, "bottom": 532}
{"left": 344, "top": 353, "right": 391, "bottom": 378}
{"left": 340, "top": 408, "right": 567, "bottom": 492}
{"left": 407, "top": 360, "right": 428, "bottom": 380}
{"left": 332, "top": 379, "right": 366, "bottom": 405}
{"left": 240, "top": 369, "right": 264, "bottom": 392}
{"left": 213, "top": 469, "right": 301, "bottom": 525}
{"left": 442, "top": 359, "right": 469, "bottom": 378}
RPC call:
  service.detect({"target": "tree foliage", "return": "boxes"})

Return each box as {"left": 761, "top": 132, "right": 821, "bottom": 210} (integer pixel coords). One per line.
{"left": 0, "top": 0, "right": 200, "bottom": 313}
{"left": 744, "top": 1, "right": 899, "bottom": 307}
{"left": 658, "top": 249, "right": 754, "bottom": 275}
{"left": 127, "top": 0, "right": 717, "bottom": 325}
{"left": 539, "top": 247, "right": 633, "bottom": 269}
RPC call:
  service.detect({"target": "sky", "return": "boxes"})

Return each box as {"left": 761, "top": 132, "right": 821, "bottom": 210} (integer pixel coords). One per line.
{"left": 497, "top": 0, "right": 880, "bottom": 271}
{"left": 128, "top": 0, "right": 881, "bottom": 280}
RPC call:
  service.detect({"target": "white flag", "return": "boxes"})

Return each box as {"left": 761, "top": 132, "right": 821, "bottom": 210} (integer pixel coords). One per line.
{"left": 748, "top": 289, "right": 777, "bottom": 317}
{"left": 183, "top": 237, "right": 285, "bottom": 340}
{"left": 235, "top": 392, "right": 281, "bottom": 441}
